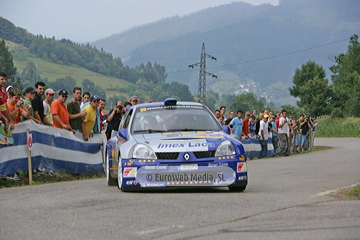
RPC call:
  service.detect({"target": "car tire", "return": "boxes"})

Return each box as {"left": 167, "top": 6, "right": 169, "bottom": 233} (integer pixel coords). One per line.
{"left": 228, "top": 185, "right": 246, "bottom": 192}
{"left": 106, "top": 150, "right": 117, "bottom": 186}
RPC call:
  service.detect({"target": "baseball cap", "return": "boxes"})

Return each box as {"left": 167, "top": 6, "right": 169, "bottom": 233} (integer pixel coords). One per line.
{"left": 58, "top": 90, "right": 68, "bottom": 95}
{"left": 130, "top": 96, "right": 138, "bottom": 101}
{"left": 264, "top": 114, "right": 269, "bottom": 118}
{"left": 90, "top": 94, "right": 100, "bottom": 101}
{"left": 45, "top": 88, "right": 56, "bottom": 95}
{"left": 24, "top": 87, "right": 37, "bottom": 94}
{"left": 5, "top": 85, "right": 13, "bottom": 92}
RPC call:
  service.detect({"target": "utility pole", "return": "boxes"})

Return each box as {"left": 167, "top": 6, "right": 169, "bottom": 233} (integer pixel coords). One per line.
{"left": 189, "top": 43, "right": 217, "bottom": 105}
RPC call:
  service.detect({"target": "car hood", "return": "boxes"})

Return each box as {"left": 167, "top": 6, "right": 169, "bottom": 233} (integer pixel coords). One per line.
{"left": 133, "top": 131, "right": 228, "bottom": 152}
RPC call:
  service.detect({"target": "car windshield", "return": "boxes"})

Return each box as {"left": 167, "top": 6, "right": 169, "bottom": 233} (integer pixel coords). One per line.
{"left": 131, "top": 104, "right": 222, "bottom": 133}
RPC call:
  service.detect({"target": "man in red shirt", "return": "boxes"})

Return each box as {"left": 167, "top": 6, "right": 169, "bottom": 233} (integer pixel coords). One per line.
{"left": 242, "top": 111, "right": 251, "bottom": 139}
{"left": 0, "top": 72, "right": 12, "bottom": 129}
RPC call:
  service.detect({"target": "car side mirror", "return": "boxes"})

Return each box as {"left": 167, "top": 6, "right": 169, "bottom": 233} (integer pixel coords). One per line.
{"left": 118, "top": 128, "right": 128, "bottom": 139}
{"left": 222, "top": 125, "right": 230, "bottom": 134}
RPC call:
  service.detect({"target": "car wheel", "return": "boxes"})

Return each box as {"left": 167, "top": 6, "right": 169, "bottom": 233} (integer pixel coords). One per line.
{"left": 228, "top": 185, "right": 246, "bottom": 192}
{"left": 106, "top": 150, "right": 117, "bottom": 186}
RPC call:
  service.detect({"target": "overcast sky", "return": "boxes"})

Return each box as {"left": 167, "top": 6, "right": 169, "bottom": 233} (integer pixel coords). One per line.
{"left": 2, "top": 0, "right": 279, "bottom": 43}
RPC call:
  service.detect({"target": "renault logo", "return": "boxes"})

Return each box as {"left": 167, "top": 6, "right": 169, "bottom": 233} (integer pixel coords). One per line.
{"left": 184, "top": 153, "right": 190, "bottom": 160}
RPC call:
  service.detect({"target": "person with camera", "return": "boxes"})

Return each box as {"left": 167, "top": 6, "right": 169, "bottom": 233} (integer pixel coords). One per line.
{"left": 20, "top": 87, "right": 41, "bottom": 124}
{"left": 300, "top": 114, "right": 312, "bottom": 151}
{"left": 7, "top": 87, "right": 40, "bottom": 124}
{"left": 106, "top": 100, "right": 124, "bottom": 139}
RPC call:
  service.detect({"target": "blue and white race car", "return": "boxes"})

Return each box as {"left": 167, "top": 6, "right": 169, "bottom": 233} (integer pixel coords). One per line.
{"left": 106, "top": 99, "right": 247, "bottom": 192}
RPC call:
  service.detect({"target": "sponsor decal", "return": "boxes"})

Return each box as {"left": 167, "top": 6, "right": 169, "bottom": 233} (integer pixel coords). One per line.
{"left": 123, "top": 167, "right": 137, "bottom": 178}
{"left": 238, "top": 176, "right": 244, "bottom": 180}
{"left": 193, "top": 134, "right": 224, "bottom": 139}
{"left": 136, "top": 166, "right": 236, "bottom": 187}
{"left": 157, "top": 142, "right": 215, "bottom": 149}
{"left": 219, "top": 163, "right": 229, "bottom": 167}
{"left": 237, "top": 163, "right": 247, "bottom": 173}
{"left": 144, "top": 166, "right": 167, "bottom": 170}
{"left": 140, "top": 108, "right": 147, "bottom": 112}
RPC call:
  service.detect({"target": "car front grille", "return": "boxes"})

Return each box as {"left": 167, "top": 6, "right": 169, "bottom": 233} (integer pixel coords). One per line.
{"left": 194, "top": 151, "right": 215, "bottom": 159}
{"left": 156, "top": 152, "right": 179, "bottom": 159}
{"left": 155, "top": 151, "right": 216, "bottom": 160}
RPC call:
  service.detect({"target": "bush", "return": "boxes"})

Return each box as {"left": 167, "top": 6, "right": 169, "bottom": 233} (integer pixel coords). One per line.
{"left": 331, "top": 107, "right": 343, "bottom": 118}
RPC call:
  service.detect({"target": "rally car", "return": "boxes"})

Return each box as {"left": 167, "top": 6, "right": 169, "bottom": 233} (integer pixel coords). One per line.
{"left": 105, "top": 98, "right": 247, "bottom": 192}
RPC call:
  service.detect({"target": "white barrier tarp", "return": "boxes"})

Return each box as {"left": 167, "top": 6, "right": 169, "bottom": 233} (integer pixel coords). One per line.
{"left": 0, "top": 121, "right": 105, "bottom": 176}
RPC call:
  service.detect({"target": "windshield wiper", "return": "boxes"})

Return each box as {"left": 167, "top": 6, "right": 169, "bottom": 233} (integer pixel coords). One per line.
{"left": 133, "top": 129, "right": 167, "bottom": 134}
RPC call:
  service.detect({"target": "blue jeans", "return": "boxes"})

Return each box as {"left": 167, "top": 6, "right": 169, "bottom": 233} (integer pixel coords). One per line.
{"left": 260, "top": 140, "right": 268, "bottom": 159}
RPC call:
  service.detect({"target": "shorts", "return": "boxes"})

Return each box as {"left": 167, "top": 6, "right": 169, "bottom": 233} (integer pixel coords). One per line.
{"left": 292, "top": 134, "right": 300, "bottom": 146}
{"left": 301, "top": 134, "right": 307, "bottom": 146}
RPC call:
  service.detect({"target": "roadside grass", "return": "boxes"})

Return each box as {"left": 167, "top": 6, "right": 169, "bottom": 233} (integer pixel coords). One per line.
{"left": 315, "top": 116, "right": 360, "bottom": 137}
{"left": 0, "top": 171, "right": 104, "bottom": 189}
{"left": 347, "top": 184, "right": 360, "bottom": 200}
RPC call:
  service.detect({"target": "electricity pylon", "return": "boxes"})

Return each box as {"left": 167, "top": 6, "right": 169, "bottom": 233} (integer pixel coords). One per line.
{"left": 189, "top": 43, "right": 217, "bottom": 105}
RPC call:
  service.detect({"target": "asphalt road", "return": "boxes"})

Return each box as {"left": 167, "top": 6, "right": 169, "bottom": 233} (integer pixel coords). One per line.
{"left": 1, "top": 138, "right": 359, "bottom": 240}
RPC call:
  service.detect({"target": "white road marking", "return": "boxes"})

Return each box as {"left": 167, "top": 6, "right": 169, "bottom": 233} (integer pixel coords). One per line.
{"left": 315, "top": 182, "right": 360, "bottom": 196}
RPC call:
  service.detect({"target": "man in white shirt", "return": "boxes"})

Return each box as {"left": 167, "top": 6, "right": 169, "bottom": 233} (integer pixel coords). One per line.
{"left": 259, "top": 114, "right": 269, "bottom": 158}
{"left": 278, "top": 109, "right": 291, "bottom": 156}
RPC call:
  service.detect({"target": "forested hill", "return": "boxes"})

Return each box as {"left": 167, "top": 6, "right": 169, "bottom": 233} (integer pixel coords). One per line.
{"left": 92, "top": 0, "right": 360, "bottom": 99}
{"left": 0, "top": 17, "right": 167, "bottom": 86}
{"left": 92, "top": 1, "right": 273, "bottom": 57}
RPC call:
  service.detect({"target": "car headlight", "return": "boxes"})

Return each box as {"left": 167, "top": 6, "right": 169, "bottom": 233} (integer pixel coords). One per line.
{"left": 132, "top": 144, "right": 157, "bottom": 159}
{"left": 215, "top": 140, "right": 235, "bottom": 157}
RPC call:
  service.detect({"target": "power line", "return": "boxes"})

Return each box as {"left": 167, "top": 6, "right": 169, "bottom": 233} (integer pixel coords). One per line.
{"left": 166, "top": 38, "right": 349, "bottom": 74}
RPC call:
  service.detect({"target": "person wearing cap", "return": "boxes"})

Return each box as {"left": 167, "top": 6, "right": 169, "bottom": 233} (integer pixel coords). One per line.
{"left": 0, "top": 72, "right": 12, "bottom": 130}
{"left": 51, "top": 90, "right": 75, "bottom": 132}
{"left": 6, "top": 85, "right": 13, "bottom": 100}
{"left": 19, "top": 87, "right": 35, "bottom": 122}
{"left": 43, "top": 88, "right": 56, "bottom": 126}
{"left": 81, "top": 95, "right": 100, "bottom": 141}
{"left": 130, "top": 96, "right": 139, "bottom": 106}
{"left": 259, "top": 114, "right": 269, "bottom": 159}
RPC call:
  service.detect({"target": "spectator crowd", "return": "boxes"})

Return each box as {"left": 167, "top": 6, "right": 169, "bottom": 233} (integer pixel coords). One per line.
{"left": 0, "top": 72, "right": 137, "bottom": 180}
{"left": 214, "top": 106, "right": 317, "bottom": 159}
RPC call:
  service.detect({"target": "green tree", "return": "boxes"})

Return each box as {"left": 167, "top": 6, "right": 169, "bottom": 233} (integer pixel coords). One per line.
{"left": 52, "top": 76, "right": 76, "bottom": 94}
{"left": 330, "top": 34, "right": 360, "bottom": 117}
{"left": 289, "top": 60, "right": 326, "bottom": 102}
{"left": 298, "top": 77, "right": 332, "bottom": 117}
{"left": 0, "top": 39, "right": 17, "bottom": 80}
{"left": 20, "top": 61, "right": 47, "bottom": 88}
{"left": 229, "top": 93, "right": 266, "bottom": 113}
